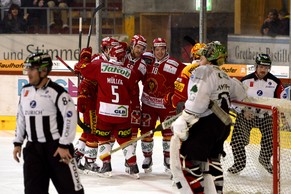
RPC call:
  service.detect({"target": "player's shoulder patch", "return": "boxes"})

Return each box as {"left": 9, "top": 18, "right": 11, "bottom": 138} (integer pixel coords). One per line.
{"left": 138, "top": 62, "right": 147, "bottom": 75}
{"left": 191, "top": 65, "right": 212, "bottom": 80}
{"left": 181, "top": 63, "right": 199, "bottom": 78}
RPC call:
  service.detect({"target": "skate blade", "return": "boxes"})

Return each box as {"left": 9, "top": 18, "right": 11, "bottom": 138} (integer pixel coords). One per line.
{"left": 165, "top": 167, "right": 171, "bottom": 174}
{"left": 82, "top": 169, "right": 100, "bottom": 175}
{"left": 127, "top": 173, "right": 140, "bottom": 179}
{"left": 95, "top": 171, "right": 112, "bottom": 178}
{"left": 143, "top": 167, "right": 152, "bottom": 173}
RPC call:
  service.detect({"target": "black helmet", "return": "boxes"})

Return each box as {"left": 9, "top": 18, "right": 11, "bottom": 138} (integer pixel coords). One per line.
{"left": 255, "top": 54, "right": 271, "bottom": 67}
{"left": 24, "top": 52, "right": 53, "bottom": 73}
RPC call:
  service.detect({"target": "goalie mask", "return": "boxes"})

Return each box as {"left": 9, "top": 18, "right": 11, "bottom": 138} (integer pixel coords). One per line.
{"left": 204, "top": 41, "right": 227, "bottom": 66}
{"left": 23, "top": 52, "right": 53, "bottom": 75}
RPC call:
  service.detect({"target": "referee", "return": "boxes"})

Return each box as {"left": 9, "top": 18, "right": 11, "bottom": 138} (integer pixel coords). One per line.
{"left": 228, "top": 53, "right": 286, "bottom": 174}
{"left": 13, "top": 52, "right": 84, "bottom": 194}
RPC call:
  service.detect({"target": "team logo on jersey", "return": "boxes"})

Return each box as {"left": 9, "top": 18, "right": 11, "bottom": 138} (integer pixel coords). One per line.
{"left": 147, "top": 78, "right": 158, "bottom": 93}
{"left": 190, "top": 85, "right": 198, "bottom": 93}
{"left": 174, "top": 81, "right": 185, "bottom": 93}
{"left": 101, "top": 63, "right": 131, "bottom": 78}
{"left": 163, "top": 64, "right": 177, "bottom": 74}
{"left": 67, "top": 111, "right": 73, "bottom": 118}
{"left": 30, "top": 100, "right": 37, "bottom": 108}
{"left": 114, "top": 106, "right": 128, "bottom": 117}
{"left": 257, "top": 90, "right": 263, "bottom": 96}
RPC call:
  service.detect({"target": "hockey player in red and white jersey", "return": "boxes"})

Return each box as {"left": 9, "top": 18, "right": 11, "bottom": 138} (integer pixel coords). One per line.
{"left": 122, "top": 34, "right": 148, "bottom": 156}
{"left": 140, "top": 37, "right": 186, "bottom": 173}
{"left": 91, "top": 36, "right": 120, "bottom": 61}
{"left": 75, "top": 45, "right": 140, "bottom": 178}
{"left": 164, "top": 43, "right": 206, "bottom": 110}
{"left": 74, "top": 36, "right": 120, "bottom": 173}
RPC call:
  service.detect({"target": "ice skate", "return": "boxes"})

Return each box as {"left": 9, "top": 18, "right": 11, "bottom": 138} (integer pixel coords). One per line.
{"left": 227, "top": 164, "right": 244, "bottom": 174}
{"left": 77, "top": 162, "right": 85, "bottom": 173}
{"left": 125, "top": 162, "right": 140, "bottom": 179}
{"left": 97, "top": 162, "right": 112, "bottom": 177}
{"left": 83, "top": 159, "right": 100, "bottom": 175}
{"left": 259, "top": 158, "right": 273, "bottom": 174}
{"left": 164, "top": 157, "right": 171, "bottom": 174}
{"left": 76, "top": 157, "right": 85, "bottom": 174}
{"left": 74, "top": 150, "right": 83, "bottom": 164}
{"left": 142, "top": 157, "right": 153, "bottom": 173}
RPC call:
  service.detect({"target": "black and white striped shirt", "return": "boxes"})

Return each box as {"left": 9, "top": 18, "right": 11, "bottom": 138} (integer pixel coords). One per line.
{"left": 13, "top": 79, "right": 77, "bottom": 148}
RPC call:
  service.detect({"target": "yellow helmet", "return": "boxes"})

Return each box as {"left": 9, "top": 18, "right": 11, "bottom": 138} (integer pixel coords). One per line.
{"left": 191, "top": 43, "right": 206, "bottom": 60}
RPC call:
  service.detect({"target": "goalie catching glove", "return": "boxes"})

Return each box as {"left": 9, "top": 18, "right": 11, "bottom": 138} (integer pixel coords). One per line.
{"left": 171, "top": 110, "right": 199, "bottom": 141}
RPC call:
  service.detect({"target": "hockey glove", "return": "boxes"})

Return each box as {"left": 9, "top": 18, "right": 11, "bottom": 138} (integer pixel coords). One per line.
{"left": 77, "top": 94, "right": 88, "bottom": 113}
{"left": 163, "top": 92, "right": 174, "bottom": 109}
{"left": 171, "top": 110, "right": 199, "bottom": 141}
{"left": 80, "top": 47, "right": 92, "bottom": 62}
{"left": 75, "top": 47, "right": 92, "bottom": 73}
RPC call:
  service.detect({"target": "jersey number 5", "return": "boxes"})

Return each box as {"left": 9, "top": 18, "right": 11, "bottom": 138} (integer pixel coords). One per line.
{"left": 111, "top": 85, "right": 119, "bottom": 103}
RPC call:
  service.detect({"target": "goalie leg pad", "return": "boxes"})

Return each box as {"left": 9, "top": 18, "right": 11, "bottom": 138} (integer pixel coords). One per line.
{"left": 170, "top": 135, "right": 204, "bottom": 193}
{"left": 183, "top": 160, "right": 204, "bottom": 194}
{"left": 163, "top": 138, "right": 171, "bottom": 171}
{"left": 208, "top": 158, "right": 224, "bottom": 194}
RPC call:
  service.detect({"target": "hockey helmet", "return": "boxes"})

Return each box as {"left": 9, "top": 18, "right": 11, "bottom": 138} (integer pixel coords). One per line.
{"left": 101, "top": 37, "right": 120, "bottom": 52}
{"left": 23, "top": 52, "right": 53, "bottom": 74}
{"left": 152, "top": 38, "right": 167, "bottom": 48}
{"left": 255, "top": 54, "right": 272, "bottom": 67}
{"left": 191, "top": 43, "right": 206, "bottom": 60}
{"left": 109, "top": 45, "right": 126, "bottom": 62}
{"left": 142, "top": 51, "right": 155, "bottom": 65}
{"left": 204, "top": 41, "right": 227, "bottom": 65}
{"left": 130, "top": 34, "right": 147, "bottom": 49}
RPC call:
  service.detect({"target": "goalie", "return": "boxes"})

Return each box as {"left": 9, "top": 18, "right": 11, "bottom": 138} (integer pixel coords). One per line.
{"left": 171, "top": 41, "right": 247, "bottom": 194}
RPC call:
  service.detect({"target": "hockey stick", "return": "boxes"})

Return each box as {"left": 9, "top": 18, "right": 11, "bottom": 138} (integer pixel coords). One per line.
{"left": 56, "top": 55, "right": 75, "bottom": 74}
{"left": 87, "top": 3, "right": 104, "bottom": 48}
{"left": 184, "top": 35, "right": 196, "bottom": 46}
{"left": 99, "top": 112, "right": 182, "bottom": 160}
{"left": 208, "top": 100, "right": 232, "bottom": 126}
{"left": 78, "top": 17, "right": 82, "bottom": 57}
{"left": 55, "top": 56, "right": 92, "bottom": 132}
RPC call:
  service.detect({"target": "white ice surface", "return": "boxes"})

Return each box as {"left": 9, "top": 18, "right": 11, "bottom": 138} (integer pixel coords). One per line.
{"left": 0, "top": 130, "right": 179, "bottom": 194}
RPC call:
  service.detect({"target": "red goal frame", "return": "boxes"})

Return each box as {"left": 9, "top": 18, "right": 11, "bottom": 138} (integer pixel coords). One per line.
{"left": 231, "top": 100, "right": 279, "bottom": 194}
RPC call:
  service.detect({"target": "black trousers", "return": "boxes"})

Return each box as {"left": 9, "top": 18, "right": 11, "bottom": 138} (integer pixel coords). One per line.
{"left": 23, "top": 140, "right": 84, "bottom": 194}
{"left": 180, "top": 113, "right": 231, "bottom": 161}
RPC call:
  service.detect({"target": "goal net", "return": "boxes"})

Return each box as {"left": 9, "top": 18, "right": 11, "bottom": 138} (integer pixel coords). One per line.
{"left": 222, "top": 97, "right": 291, "bottom": 194}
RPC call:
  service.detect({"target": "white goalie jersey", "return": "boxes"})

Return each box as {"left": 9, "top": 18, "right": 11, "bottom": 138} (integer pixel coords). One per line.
{"left": 184, "top": 64, "right": 247, "bottom": 117}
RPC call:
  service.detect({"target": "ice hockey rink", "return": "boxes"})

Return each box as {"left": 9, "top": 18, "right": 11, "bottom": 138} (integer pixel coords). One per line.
{"left": 0, "top": 130, "right": 179, "bottom": 194}
{"left": 2, "top": 129, "right": 291, "bottom": 194}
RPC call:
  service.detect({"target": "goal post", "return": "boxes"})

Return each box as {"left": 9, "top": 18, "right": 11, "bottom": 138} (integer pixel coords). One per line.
{"left": 222, "top": 97, "right": 291, "bottom": 194}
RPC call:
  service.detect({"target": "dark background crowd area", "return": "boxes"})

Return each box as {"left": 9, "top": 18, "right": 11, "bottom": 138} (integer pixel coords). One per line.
{"left": 0, "top": 0, "right": 290, "bottom": 65}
